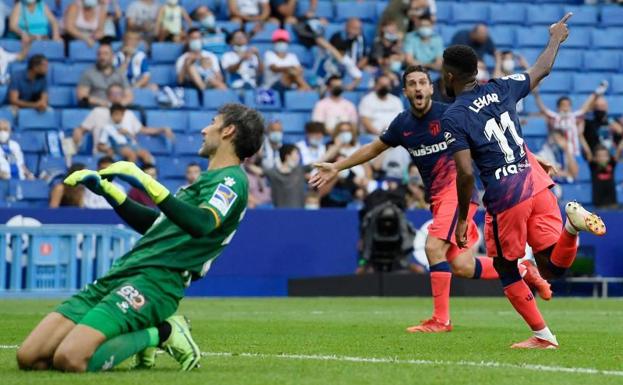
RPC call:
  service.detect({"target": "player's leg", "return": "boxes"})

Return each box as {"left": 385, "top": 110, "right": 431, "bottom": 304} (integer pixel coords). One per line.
{"left": 16, "top": 313, "right": 76, "bottom": 370}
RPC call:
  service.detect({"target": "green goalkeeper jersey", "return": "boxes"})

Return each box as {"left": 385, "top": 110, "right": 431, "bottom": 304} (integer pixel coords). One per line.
{"left": 108, "top": 165, "right": 248, "bottom": 279}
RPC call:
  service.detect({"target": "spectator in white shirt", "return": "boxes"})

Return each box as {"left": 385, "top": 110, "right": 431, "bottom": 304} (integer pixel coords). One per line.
{"left": 0, "top": 43, "right": 29, "bottom": 85}
{"left": 0, "top": 119, "right": 33, "bottom": 180}
{"left": 221, "top": 29, "right": 262, "bottom": 89}
{"left": 359, "top": 74, "right": 404, "bottom": 135}
{"left": 296, "top": 121, "right": 326, "bottom": 166}
{"left": 97, "top": 103, "right": 154, "bottom": 164}
{"left": 125, "top": 0, "right": 160, "bottom": 42}
{"left": 176, "top": 27, "right": 226, "bottom": 90}
{"left": 311, "top": 75, "right": 358, "bottom": 135}
{"left": 263, "top": 29, "right": 310, "bottom": 90}
{"left": 228, "top": 0, "right": 270, "bottom": 23}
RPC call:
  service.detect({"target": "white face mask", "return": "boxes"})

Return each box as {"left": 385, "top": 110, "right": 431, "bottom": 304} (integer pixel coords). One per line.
{"left": 189, "top": 39, "right": 202, "bottom": 52}
{"left": 84, "top": 0, "right": 97, "bottom": 7}
{"left": 502, "top": 59, "right": 514, "bottom": 73}
{"left": 338, "top": 132, "right": 352, "bottom": 144}
{"left": 305, "top": 203, "right": 320, "bottom": 210}
{"left": 167, "top": 0, "right": 178, "bottom": 5}
{"left": 274, "top": 42, "right": 288, "bottom": 53}
{"left": 476, "top": 69, "right": 489, "bottom": 82}
{"left": 0, "top": 131, "right": 9, "bottom": 143}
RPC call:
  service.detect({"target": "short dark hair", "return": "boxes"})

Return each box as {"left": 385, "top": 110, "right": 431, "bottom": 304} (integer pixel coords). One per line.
{"left": 187, "top": 27, "right": 200, "bottom": 36}
{"left": 419, "top": 14, "right": 433, "bottom": 23}
{"left": 97, "top": 156, "right": 115, "bottom": 168}
{"left": 99, "top": 42, "right": 113, "bottom": 51}
{"left": 402, "top": 65, "right": 432, "bottom": 86}
{"left": 141, "top": 163, "right": 156, "bottom": 172}
{"left": 593, "top": 144, "right": 609, "bottom": 153}
{"left": 326, "top": 75, "right": 342, "bottom": 86}
{"left": 227, "top": 29, "right": 247, "bottom": 44}
{"left": 556, "top": 96, "right": 571, "bottom": 107}
{"left": 279, "top": 144, "right": 298, "bottom": 163}
{"left": 501, "top": 50, "right": 513, "bottom": 56}
{"left": 187, "top": 162, "right": 200, "bottom": 169}
{"left": 27, "top": 54, "right": 47, "bottom": 70}
{"left": 443, "top": 45, "right": 478, "bottom": 78}
{"left": 219, "top": 103, "right": 265, "bottom": 160}
{"left": 110, "top": 103, "right": 126, "bottom": 114}
{"left": 305, "top": 121, "right": 325, "bottom": 135}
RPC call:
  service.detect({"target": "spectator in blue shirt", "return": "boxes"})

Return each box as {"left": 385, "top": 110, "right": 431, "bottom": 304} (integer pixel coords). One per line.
{"left": 114, "top": 30, "right": 154, "bottom": 90}
{"left": 451, "top": 24, "right": 499, "bottom": 65}
{"left": 0, "top": 119, "right": 34, "bottom": 180}
{"left": 8, "top": 54, "right": 48, "bottom": 112}
{"left": 404, "top": 15, "right": 443, "bottom": 71}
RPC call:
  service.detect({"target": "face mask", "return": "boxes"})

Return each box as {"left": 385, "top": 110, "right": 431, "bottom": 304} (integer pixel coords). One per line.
{"left": 308, "top": 137, "right": 323, "bottom": 147}
{"left": 338, "top": 131, "right": 352, "bottom": 144}
{"left": 390, "top": 61, "right": 402, "bottom": 73}
{"left": 502, "top": 59, "right": 514, "bottom": 73}
{"left": 189, "top": 39, "right": 202, "bottom": 52}
{"left": 476, "top": 69, "right": 489, "bottom": 82}
{"left": 287, "top": 158, "right": 299, "bottom": 168}
{"left": 233, "top": 44, "right": 247, "bottom": 53}
{"left": 84, "top": 0, "right": 97, "bottom": 7}
{"left": 23, "top": 0, "right": 36, "bottom": 4}
{"left": 305, "top": 203, "right": 320, "bottom": 210}
{"left": 167, "top": 0, "right": 178, "bottom": 5}
{"left": 418, "top": 27, "right": 433, "bottom": 38}
{"left": 274, "top": 42, "right": 288, "bottom": 53}
{"left": 384, "top": 32, "right": 398, "bottom": 42}
{"left": 376, "top": 86, "right": 390, "bottom": 98}
{"left": 0, "top": 131, "right": 9, "bottom": 143}
{"left": 201, "top": 14, "right": 215, "bottom": 29}
{"left": 268, "top": 131, "right": 283, "bottom": 144}
{"left": 330, "top": 86, "right": 343, "bottom": 97}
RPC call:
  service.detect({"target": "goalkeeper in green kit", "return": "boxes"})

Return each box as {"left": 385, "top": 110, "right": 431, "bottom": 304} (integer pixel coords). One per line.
{"left": 16, "top": 104, "right": 265, "bottom": 372}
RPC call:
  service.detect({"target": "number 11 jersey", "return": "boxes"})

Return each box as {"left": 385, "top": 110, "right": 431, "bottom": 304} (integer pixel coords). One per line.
{"left": 442, "top": 73, "right": 554, "bottom": 215}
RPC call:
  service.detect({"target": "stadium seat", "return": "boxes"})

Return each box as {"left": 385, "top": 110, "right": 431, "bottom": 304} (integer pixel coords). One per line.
{"left": 553, "top": 49, "right": 583, "bottom": 71}
{"left": 248, "top": 23, "right": 279, "bottom": 43}
{"left": 591, "top": 29, "right": 623, "bottom": 50}
{"left": 451, "top": 2, "right": 489, "bottom": 24}
{"left": 146, "top": 110, "right": 188, "bottom": 132}
{"left": 562, "top": 27, "right": 591, "bottom": 49}
{"left": 71, "top": 155, "right": 97, "bottom": 170}
{"left": 217, "top": 21, "right": 243, "bottom": 34}
{"left": 29, "top": 40, "right": 65, "bottom": 61}
{"left": 61, "top": 109, "right": 90, "bottom": 130}
{"left": 269, "top": 112, "right": 308, "bottom": 133}
{"left": 181, "top": 0, "right": 219, "bottom": 14}
{"left": 284, "top": 90, "right": 319, "bottom": 112}
{"left": 576, "top": 159, "right": 591, "bottom": 183}
{"left": 161, "top": 178, "right": 183, "bottom": 194}
{"left": 573, "top": 74, "right": 610, "bottom": 94}
{"left": 323, "top": 23, "right": 343, "bottom": 41}
{"left": 48, "top": 87, "right": 74, "bottom": 108}
{"left": 489, "top": 4, "right": 525, "bottom": 25}
{"left": 38, "top": 156, "right": 67, "bottom": 177}
{"left": 611, "top": 75, "right": 623, "bottom": 95}
{"left": 524, "top": 136, "right": 546, "bottom": 152}
{"left": 158, "top": 157, "right": 190, "bottom": 180}
{"left": 539, "top": 72, "right": 572, "bottom": 94}
{"left": 13, "top": 132, "right": 46, "bottom": 153}
{"left": 608, "top": 96, "right": 623, "bottom": 115}
{"left": 151, "top": 43, "right": 185, "bottom": 64}
{"left": 616, "top": 163, "right": 623, "bottom": 183}
{"left": 243, "top": 90, "right": 283, "bottom": 111}
{"left": 202, "top": 89, "right": 240, "bottom": 109}
{"left": 342, "top": 91, "right": 361, "bottom": 106}
{"left": 583, "top": 51, "right": 619, "bottom": 72}
{"left": 601, "top": 5, "right": 623, "bottom": 27}
{"left": 15, "top": 180, "right": 49, "bottom": 201}
{"left": 439, "top": 25, "right": 459, "bottom": 46}
{"left": 188, "top": 111, "right": 216, "bottom": 132}
{"left": 24, "top": 153, "right": 38, "bottom": 174}
{"left": 52, "top": 63, "right": 90, "bottom": 86}
{"left": 289, "top": 44, "right": 313, "bottom": 68}
{"left": 525, "top": 4, "right": 563, "bottom": 25}
{"left": 149, "top": 65, "right": 176, "bottom": 86}
{"left": 183, "top": 88, "right": 200, "bottom": 109}
{"left": 562, "top": 183, "right": 592, "bottom": 205}
{"left": 174, "top": 134, "right": 202, "bottom": 155}
{"left": 435, "top": 2, "right": 452, "bottom": 24}
{"left": 0, "top": 86, "right": 7, "bottom": 105}
{"left": 335, "top": 1, "right": 376, "bottom": 22}
{"left": 133, "top": 88, "right": 158, "bottom": 108}
{"left": 488, "top": 26, "right": 514, "bottom": 49}
{"left": 563, "top": 6, "right": 598, "bottom": 26}
{"left": 522, "top": 118, "right": 547, "bottom": 137}
{"left": 0, "top": 39, "right": 22, "bottom": 52}
{"left": 516, "top": 27, "right": 549, "bottom": 48}
{"left": 68, "top": 41, "right": 98, "bottom": 62}
{"left": 18, "top": 109, "right": 58, "bottom": 131}
{"left": 136, "top": 134, "right": 171, "bottom": 155}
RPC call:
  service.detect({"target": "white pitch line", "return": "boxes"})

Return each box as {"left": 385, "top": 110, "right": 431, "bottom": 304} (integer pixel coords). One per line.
{"left": 1, "top": 345, "right": 622, "bottom": 377}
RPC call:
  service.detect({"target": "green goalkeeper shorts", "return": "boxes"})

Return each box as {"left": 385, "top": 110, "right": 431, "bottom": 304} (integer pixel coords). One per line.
{"left": 56, "top": 267, "right": 186, "bottom": 339}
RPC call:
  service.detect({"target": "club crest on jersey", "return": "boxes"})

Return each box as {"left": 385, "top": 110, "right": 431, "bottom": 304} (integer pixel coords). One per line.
{"left": 209, "top": 183, "right": 238, "bottom": 216}
{"left": 429, "top": 120, "right": 441, "bottom": 136}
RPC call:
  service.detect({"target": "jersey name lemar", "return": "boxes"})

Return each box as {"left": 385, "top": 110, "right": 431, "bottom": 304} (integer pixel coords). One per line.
{"left": 469, "top": 93, "right": 500, "bottom": 113}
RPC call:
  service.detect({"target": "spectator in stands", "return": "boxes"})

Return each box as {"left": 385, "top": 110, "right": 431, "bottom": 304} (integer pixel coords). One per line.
{"left": 63, "top": 0, "right": 107, "bottom": 47}
{"left": 8, "top": 54, "right": 48, "bottom": 112}
{"left": 184, "top": 162, "right": 201, "bottom": 186}
{"left": 49, "top": 163, "right": 86, "bottom": 208}
{"left": 77, "top": 42, "right": 133, "bottom": 107}
{"left": 83, "top": 155, "right": 126, "bottom": 208}
{"left": 583, "top": 96, "right": 623, "bottom": 158}
{"left": 97, "top": 103, "right": 154, "bottom": 164}
{"left": 493, "top": 50, "right": 529, "bottom": 78}
{"left": 475, "top": 59, "right": 490, "bottom": 85}
{"left": 269, "top": 0, "right": 297, "bottom": 25}
{"left": 126, "top": 0, "right": 160, "bottom": 42}
{"left": 264, "top": 144, "right": 307, "bottom": 208}
{"left": 228, "top": 0, "right": 270, "bottom": 24}
{"left": 381, "top": 0, "right": 436, "bottom": 33}
{"left": 319, "top": 153, "right": 368, "bottom": 208}
{"left": 9, "top": 0, "right": 61, "bottom": 42}
{"left": 114, "top": 30, "right": 154, "bottom": 89}
{"left": 0, "top": 39, "right": 30, "bottom": 85}
{"left": 296, "top": 121, "right": 326, "bottom": 166}
{"left": 243, "top": 155, "right": 272, "bottom": 208}
{"left": 0, "top": 120, "right": 34, "bottom": 180}
{"left": 127, "top": 163, "right": 158, "bottom": 207}
{"left": 176, "top": 27, "right": 226, "bottom": 90}
{"left": 590, "top": 144, "right": 618, "bottom": 209}
{"left": 330, "top": 18, "right": 369, "bottom": 69}
{"left": 103, "top": 0, "right": 122, "bottom": 40}
{"left": 537, "top": 129, "right": 579, "bottom": 184}
{"left": 192, "top": 6, "right": 226, "bottom": 54}
{"left": 261, "top": 120, "right": 284, "bottom": 169}
{"left": 451, "top": 24, "right": 499, "bottom": 65}
{"left": 406, "top": 0, "right": 437, "bottom": 31}
{"left": 221, "top": 29, "right": 262, "bottom": 89}
{"left": 263, "top": 29, "right": 310, "bottom": 91}
{"left": 404, "top": 15, "right": 442, "bottom": 71}
{"left": 314, "top": 36, "right": 362, "bottom": 91}
{"left": 323, "top": 121, "right": 363, "bottom": 160}
{"left": 533, "top": 82, "right": 607, "bottom": 158}
{"left": 359, "top": 74, "right": 403, "bottom": 135}
{"left": 311, "top": 75, "right": 358, "bottom": 135}
{"left": 155, "top": 0, "right": 192, "bottom": 42}
{"left": 370, "top": 20, "right": 405, "bottom": 77}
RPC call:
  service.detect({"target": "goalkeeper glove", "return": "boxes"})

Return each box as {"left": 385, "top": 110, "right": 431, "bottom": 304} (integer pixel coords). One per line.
{"left": 64, "top": 169, "right": 127, "bottom": 207}
{"left": 99, "top": 161, "right": 170, "bottom": 204}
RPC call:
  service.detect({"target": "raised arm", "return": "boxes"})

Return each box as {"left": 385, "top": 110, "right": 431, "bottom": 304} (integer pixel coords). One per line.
{"left": 532, "top": 88, "right": 550, "bottom": 116}
{"left": 527, "top": 12, "right": 572, "bottom": 90}
{"left": 453, "top": 149, "right": 475, "bottom": 248}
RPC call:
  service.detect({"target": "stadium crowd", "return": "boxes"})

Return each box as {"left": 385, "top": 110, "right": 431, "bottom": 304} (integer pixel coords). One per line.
{"left": 0, "top": 0, "right": 620, "bottom": 210}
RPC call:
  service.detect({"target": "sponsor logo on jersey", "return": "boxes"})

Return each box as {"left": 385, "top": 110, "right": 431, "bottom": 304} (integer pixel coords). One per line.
{"left": 407, "top": 141, "right": 447, "bottom": 157}
{"left": 429, "top": 120, "right": 441, "bottom": 136}
{"left": 209, "top": 183, "right": 238, "bottom": 216}
{"left": 444, "top": 131, "right": 455, "bottom": 145}
{"left": 494, "top": 158, "right": 530, "bottom": 180}
{"left": 115, "top": 285, "right": 146, "bottom": 312}
{"left": 224, "top": 176, "right": 236, "bottom": 187}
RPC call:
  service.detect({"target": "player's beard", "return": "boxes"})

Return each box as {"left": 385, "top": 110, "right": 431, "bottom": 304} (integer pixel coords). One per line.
{"left": 409, "top": 95, "right": 431, "bottom": 115}
{"left": 199, "top": 140, "right": 218, "bottom": 158}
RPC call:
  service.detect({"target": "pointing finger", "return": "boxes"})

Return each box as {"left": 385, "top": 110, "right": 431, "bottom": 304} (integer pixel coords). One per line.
{"left": 559, "top": 12, "right": 573, "bottom": 24}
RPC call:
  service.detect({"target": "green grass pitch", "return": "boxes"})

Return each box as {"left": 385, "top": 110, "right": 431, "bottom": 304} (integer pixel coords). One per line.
{"left": 1, "top": 298, "right": 622, "bottom": 385}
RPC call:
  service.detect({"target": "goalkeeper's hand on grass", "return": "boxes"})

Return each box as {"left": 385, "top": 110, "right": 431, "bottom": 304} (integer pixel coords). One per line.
{"left": 99, "top": 161, "right": 170, "bottom": 204}
{"left": 64, "top": 169, "right": 126, "bottom": 207}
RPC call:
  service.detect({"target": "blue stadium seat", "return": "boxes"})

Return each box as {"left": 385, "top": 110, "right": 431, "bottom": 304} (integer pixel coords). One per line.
{"left": 146, "top": 110, "right": 188, "bottom": 132}
{"left": 243, "top": 90, "right": 283, "bottom": 111}
{"left": 133, "top": 88, "right": 158, "bottom": 108}
{"left": 608, "top": 96, "right": 623, "bottom": 115}
{"left": 516, "top": 27, "right": 549, "bottom": 48}
{"left": 0, "top": 39, "right": 22, "bottom": 52}
{"left": 616, "top": 163, "right": 623, "bottom": 183}
{"left": 576, "top": 159, "right": 591, "bottom": 183}
{"left": 38, "top": 156, "right": 67, "bottom": 176}
{"left": 436, "top": 2, "right": 452, "bottom": 24}
{"left": 341, "top": 91, "right": 361, "bottom": 105}
{"left": 553, "top": 49, "right": 583, "bottom": 71}
{"left": 524, "top": 136, "right": 546, "bottom": 152}
{"left": 136, "top": 134, "right": 170, "bottom": 155}
{"left": 181, "top": 0, "right": 219, "bottom": 14}
{"left": 289, "top": 44, "right": 313, "bottom": 68}
{"left": 48, "top": 87, "right": 74, "bottom": 108}
{"left": 174, "top": 134, "right": 202, "bottom": 155}
{"left": 335, "top": 1, "right": 376, "bottom": 22}
{"left": 323, "top": 23, "right": 343, "bottom": 41}
{"left": 61, "top": 109, "right": 90, "bottom": 130}
{"left": 562, "top": 27, "right": 591, "bottom": 49}
{"left": 488, "top": 26, "right": 514, "bottom": 49}
{"left": 68, "top": 41, "right": 98, "bottom": 62}
{"left": 15, "top": 180, "right": 49, "bottom": 201}
{"left": 24, "top": 153, "right": 38, "bottom": 174}
{"left": 217, "top": 21, "right": 243, "bottom": 33}
{"left": 161, "top": 178, "right": 183, "bottom": 194}
{"left": 149, "top": 65, "right": 176, "bottom": 86}
{"left": 183, "top": 88, "right": 200, "bottom": 109}
{"left": 71, "top": 155, "right": 97, "bottom": 170}
{"left": 489, "top": 4, "right": 526, "bottom": 25}
{"left": 29, "top": 41, "right": 64, "bottom": 61}
{"left": 611, "top": 75, "right": 623, "bottom": 95}
{"left": 13, "top": 132, "right": 46, "bottom": 153}
{"left": 451, "top": 2, "right": 489, "bottom": 24}
{"left": 525, "top": 5, "right": 563, "bottom": 25}
{"left": 601, "top": 6, "right": 623, "bottom": 27}
{"left": 562, "top": 183, "right": 592, "bottom": 205}
{"left": 583, "top": 51, "right": 619, "bottom": 72}
{"left": 0, "top": 85, "right": 7, "bottom": 105}
{"left": 591, "top": 29, "right": 623, "bottom": 50}
{"left": 573, "top": 74, "right": 610, "bottom": 94}
{"left": 0, "top": 107, "right": 14, "bottom": 127}
{"left": 522, "top": 118, "right": 547, "bottom": 137}
{"left": 52, "top": 63, "right": 90, "bottom": 86}
{"left": 202, "top": 89, "right": 240, "bottom": 109}
{"left": 440, "top": 25, "right": 460, "bottom": 46}
{"left": 188, "top": 111, "right": 216, "bottom": 132}
{"left": 151, "top": 43, "right": 185, "bottom": 64}
{"left": 18, "top": 109, "right": 58, "bottom": 131}
{"left": 539, "top": 72, "right": 572, "bottom": 94}
{"left": 248, "top": 23, "right": 279, "bottom": 43}
{"left": 269, "top": 112, "right": 308, "bottom": 133}
{"left": 563, "top": 6, "right": 598, "bottom": 26}
{"left": 284, "top": 90, "right": 319, "bottom": 112}
{"left": 158, "top": 157, "right": 189, "bottom": 180}
{"left": 283, "top": 133, "right": 305, "bottom": 144}
{"left": 521, "top": 94, "right": 537, "bottom": 114}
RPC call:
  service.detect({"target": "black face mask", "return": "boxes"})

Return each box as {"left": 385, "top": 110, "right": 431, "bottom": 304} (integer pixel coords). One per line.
{"left": 594, "top": 110, "right": 607, "bottom": 123}
{"left": 330, "top": 86, "right": 343, "bottom": 97}
{"left": 376, "top": 87, "right": 390, "bottom": 97}
{"left": 35, "top": 73, "right": 46, "bottom": 80}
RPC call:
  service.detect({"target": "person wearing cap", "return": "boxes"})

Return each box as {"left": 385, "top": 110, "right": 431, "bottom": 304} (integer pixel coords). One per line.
{"left": 263, "top": 29, "right": 310, "bottom": 91}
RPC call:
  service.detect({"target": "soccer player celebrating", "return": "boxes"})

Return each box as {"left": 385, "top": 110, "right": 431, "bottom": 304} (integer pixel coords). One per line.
{"left": 16, "top": 104, "right": 265, "bottom": 371}
{"left": 310, "top": 66, "right": 550, "bottom": 333}
{"left": 442, "top": 14, "right": 606, "bottom": 349}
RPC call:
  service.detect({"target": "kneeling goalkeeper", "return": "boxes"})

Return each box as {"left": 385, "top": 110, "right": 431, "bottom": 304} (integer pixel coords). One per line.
{"left": 16, "top": 104, "right": 264, "bottom": 372}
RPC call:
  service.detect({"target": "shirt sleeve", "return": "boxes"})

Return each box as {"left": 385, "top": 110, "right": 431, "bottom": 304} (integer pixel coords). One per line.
{"left": 198, "top": 179, "right": 244, "bottom": 228}
{"left": 443, "top": 113, "right": 470, "bottom": 154}
{"left": 379, "top": 114, "right": 403, "bottom": 147}
{"left": 358, "top": 95, "right": 372, "bottom": 118}
{"left": 80, "top": 109, "right": 99, "bottom": 131}
{"left": 8, "top": 74, "right": 20, "bottom": 91}
{"left": 288, "top": 53, "right": 300, "bottom": 67}
{"left": 140, "top": 54, "right": 149, "bottom": 74}
{"left": 126, "top": 111, "right": 143, "bottom": 135}
{"left": 78, "top": 68, "right": 93, "bottom": 87}
{"left": 220, "top": 52, "right": 236, "bottom": 69}
{"left": 498, "top": 73, "right": 531, "bottom": 103}
{"left": 175, "top": 54, "right": 185, "bottom": 75}
{"left": 98, "top": 126, "right": 111, "bottom": 144}
{"left": 343, "top": 55, "right": 362, "bottom": 79}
